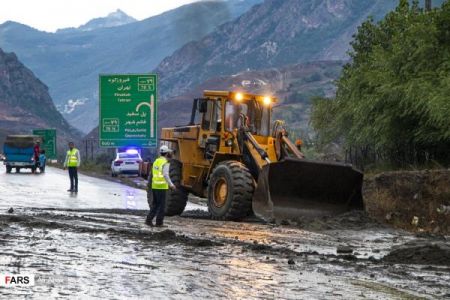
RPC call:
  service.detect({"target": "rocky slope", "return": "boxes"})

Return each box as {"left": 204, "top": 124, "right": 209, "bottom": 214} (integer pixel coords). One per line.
{"left": 158, "top": 60, "right": 343, "bottom": 137}
{"left": 0, "top": 0, "right": 262, "bottom": 133}
{"left": 83, "top": 60, "right": 342, "bottom": 153}
{"left": 0, "top": 48, "right": 79, "bottom": 149}
{"left": 155, "top": 0, "right": 444, "bottom": 100}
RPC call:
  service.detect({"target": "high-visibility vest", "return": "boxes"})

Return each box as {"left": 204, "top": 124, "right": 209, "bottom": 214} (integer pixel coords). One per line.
{"left": 67, "top": 148, "right": 79, "bottom": 167}
{"left": 151, "top": 157, "right": 169, "bottom": 190}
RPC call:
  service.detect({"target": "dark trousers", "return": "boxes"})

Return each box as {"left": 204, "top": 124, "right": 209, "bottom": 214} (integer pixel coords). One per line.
{"left": 147, "top": 189, "right": 167, "bottom": 225}
{"left": 68, "top": 167, "right": 78, "bottom": 191}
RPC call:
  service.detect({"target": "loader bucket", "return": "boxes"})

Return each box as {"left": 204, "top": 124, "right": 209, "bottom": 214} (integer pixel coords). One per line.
{"left": 252, "top": 158, "right": 364, "bottom": 222}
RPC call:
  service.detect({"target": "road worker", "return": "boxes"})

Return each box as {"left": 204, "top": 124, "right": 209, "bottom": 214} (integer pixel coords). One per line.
{"left": 63, "top": 142, "right": 81, "bottom": 193}
{"left": 146, "top": 145, "right": 176, "bottom": 227}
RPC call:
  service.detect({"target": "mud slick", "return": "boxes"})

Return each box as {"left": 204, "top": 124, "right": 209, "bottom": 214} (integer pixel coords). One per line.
{"left": 180, "top": 209, "right": 385, "bottom": 232}
{"left": 2, "top": 207, "right": 450, "bottom": 298}
{"left": 180, "top": 209, "right": 211, "bottom": 219}
{"left": 0, "top": 213, "right": 221, "bottom": 248}
{"left": 293, "top": 210, "right": 384, "bottom": 231}
{"left": 383, "top": 241, "right": 450, "bottom": 266}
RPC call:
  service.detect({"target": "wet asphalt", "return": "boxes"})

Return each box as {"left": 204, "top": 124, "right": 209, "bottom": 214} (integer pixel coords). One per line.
{"left": 0, "top": 165, "right": 449, "bottom": 299}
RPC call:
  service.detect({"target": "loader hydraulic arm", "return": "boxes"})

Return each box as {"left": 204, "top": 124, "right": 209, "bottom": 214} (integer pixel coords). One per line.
{"left": 280, "top": 135, "right": 304, "bottom": 159}
{"left": 237, "top": 113, "right": 271, "bottom": 165}
{"left": 244, "top": 130, "right": 270, "bottom": 163}
{"left": 272, "top": 120, "right": 305, "bottom": 159}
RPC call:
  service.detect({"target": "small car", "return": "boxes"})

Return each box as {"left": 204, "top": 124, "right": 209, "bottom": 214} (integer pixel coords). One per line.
{"left": 111, "top": 149, "right": 142, "bottom": 177}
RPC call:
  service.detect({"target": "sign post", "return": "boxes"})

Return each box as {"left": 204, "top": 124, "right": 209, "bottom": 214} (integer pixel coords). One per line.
{"left": 99, "top": 74, "right": 157, "bottom": 148}
{"left": 32, "top": 129, "right": 57, "bottom": 159}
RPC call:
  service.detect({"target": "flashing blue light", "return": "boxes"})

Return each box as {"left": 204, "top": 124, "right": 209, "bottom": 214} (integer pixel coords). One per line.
{"left": 125, "top": 149, "right": 139, "bottom": 155}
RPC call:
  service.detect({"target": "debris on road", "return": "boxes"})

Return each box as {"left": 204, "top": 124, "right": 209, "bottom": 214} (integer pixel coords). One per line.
{"left": 7, "top": 207, "right": 14, "bottom": 213}
{"left": 0, "top": 165, "right": 449, "bottom": 298}
{"left": 294, "top": 211, "right": 382, "bottom": 231}
{"left": 364, "top": 169, "right": 450, "bottom": 234}
{"left": 180, "top": 209, "right": 211, "bottom": 219}
{"left": 0, "top": 213, "right": 222, "bottom": 248}
{"left": 383, "top": 241, "right": 450, "bottom": 266}
{"left": 337, "top": 245, "right": 354, "bottom": 254}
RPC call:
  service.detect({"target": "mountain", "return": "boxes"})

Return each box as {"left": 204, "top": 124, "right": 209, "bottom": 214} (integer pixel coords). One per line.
{"left": 0, "top": 48, "right": 80, "bottom": 150}
{"left": 57, "top": 9, "right": 137, "bottom": 33}
{"left": 158, "top": 60, "right": 343, "bottom": 134}
{"left": 155, "top": 0, "right": 445, "bottom": 100}
{"left": 83, "top": 60, "right": 342, "bottom": 156}
{"left": 0, "top": 0, "right": 262, "bottom": 133}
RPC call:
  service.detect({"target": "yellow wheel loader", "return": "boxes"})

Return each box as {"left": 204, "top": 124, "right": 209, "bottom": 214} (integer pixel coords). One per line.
{"left": 153, "top": 91, "right": 364, "bottom": 222}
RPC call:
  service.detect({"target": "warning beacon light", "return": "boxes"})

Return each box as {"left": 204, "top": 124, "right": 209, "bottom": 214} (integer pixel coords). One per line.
{"left": 125, "top": 149, "right": 139, "bottom": 155}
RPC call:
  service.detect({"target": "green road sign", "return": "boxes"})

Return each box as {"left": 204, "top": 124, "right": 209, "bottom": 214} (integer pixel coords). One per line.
{"left": 32, "top": 129, "right": 57, "bottom": 159}
{"left": 99, "top": 74, "right": 157, "bottom": 148}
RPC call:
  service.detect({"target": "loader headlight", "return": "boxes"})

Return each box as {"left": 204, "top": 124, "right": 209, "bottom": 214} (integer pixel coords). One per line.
{"left": 263, "top": 96, "right": 272, "bottom": 106}
{"left": 226, "top": 139, "right": 233, "bottom": 147}
{"left": 235, "top": 92, "right": 244, "bottom": 102}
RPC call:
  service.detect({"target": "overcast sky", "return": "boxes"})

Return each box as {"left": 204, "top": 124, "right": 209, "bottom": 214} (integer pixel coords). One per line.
{"left": 0, "top": 0, "right": 199, "bottom": 32}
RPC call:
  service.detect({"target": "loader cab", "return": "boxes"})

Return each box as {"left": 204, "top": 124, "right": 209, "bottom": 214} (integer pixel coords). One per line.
{"left": 224, "top": 94, "right": 272, "bottom": 137}
{"left": 196, "top": 91, "right": 276, "bottom": 160}
{"left": 197, "top": 96, "right": 222, "bottom": 159}
{"left": 197, "top": 91, "right": 274, "bottom": 136}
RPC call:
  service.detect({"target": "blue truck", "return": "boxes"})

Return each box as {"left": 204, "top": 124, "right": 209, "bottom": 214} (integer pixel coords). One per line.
{"left": 3, "top": 135, "right": 42, "bottom": 174}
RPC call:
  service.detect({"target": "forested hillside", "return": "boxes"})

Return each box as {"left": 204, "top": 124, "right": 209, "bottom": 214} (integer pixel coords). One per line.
{"left": 311, "top": 0, "right": 450, "bottom": 167}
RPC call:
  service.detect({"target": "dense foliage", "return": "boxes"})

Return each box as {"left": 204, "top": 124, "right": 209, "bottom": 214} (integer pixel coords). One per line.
{"left": 311, "top": 0, "right": 450, "bottom": 167}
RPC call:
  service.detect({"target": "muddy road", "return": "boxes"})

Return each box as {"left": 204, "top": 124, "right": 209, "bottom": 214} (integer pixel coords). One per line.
{"left": 0, "top": 166, "right": 449, "bottom": 299}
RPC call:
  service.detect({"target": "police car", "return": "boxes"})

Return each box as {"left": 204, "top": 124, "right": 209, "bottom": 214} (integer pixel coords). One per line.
{"left": 111, "top": 149, "right": 142, "bottom": 177}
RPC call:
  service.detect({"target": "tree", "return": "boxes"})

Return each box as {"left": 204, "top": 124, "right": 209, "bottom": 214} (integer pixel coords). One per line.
{"left": 311, "top": 0, "right": 450, "bottom": 167}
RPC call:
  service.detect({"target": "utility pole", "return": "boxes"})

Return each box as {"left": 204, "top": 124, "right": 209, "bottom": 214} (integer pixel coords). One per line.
{"left": 90, "top": 138, "right": 94, "bottom": 160}
{"left": 425, "top": 0, "right": 432, "bottom": 11}
{"left": 84, "top": 139, "right": 88, "bottom": 160}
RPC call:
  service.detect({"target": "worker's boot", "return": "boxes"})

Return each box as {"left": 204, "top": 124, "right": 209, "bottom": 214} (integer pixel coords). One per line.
{"left": 145, "top": 217, "right": 154, "bottom": 227}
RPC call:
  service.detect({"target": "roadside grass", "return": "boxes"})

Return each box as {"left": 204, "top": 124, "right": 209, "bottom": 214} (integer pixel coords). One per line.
{"left": 79, "top": 160, "right": 110, "bottom": 176}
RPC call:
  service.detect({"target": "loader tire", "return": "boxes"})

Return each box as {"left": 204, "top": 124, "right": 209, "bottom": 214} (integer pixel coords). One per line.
{"left": 6, "top": 166, "right": 12, "bottom": 173}
{"left": 165, "top": 160, "right": 188, "bottom": 216}
{"left": 208, "top": 161, "right": 254, "bottom": 221}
